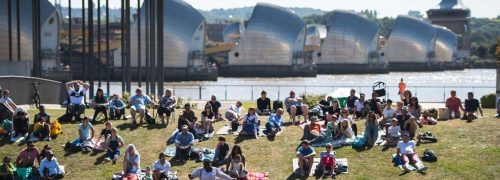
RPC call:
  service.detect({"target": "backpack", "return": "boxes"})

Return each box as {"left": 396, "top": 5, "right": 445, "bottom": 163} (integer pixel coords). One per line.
{"left": 50, "top": 120, "right": 63, "bottom": 136}
{"left": 145, "top": 111, "right": 155, "bottom": 124}
{"left": 352, "top": 137, "right": 366, "bottom": 149}
{"left": 272, "top": 100, "right": 283, "bottom": 112}
{"left": 422, "top": 149, "right": 437, "bottom": 162}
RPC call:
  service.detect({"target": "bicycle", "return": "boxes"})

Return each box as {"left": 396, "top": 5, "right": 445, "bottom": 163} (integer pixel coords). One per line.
{"left": 30, "top": 82, "right": 42, "bottom": 109}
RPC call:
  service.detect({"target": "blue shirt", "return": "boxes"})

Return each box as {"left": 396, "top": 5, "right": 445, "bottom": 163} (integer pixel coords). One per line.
{"left": 39, "top": 158, "right": 62, "bottom": 176}
{"left": 79, "top": 123, "right": 93, "bottom": 140}
{"left": 297, "top": 146, "right": 315, "bottom": 156}
{"left": 284, "top": 97, "right": 302, "bottom": 109}
{"left": 110, "top": 99, "right": 126, "bottom": 109}
{"left": 175, "top": 132, "right": 194, "bottom": 146}
{"left": 268, "top": 113, "right": 283, "bottom": 127}
{"left": 130, "top": 95, "right": 152, "bottom": 107}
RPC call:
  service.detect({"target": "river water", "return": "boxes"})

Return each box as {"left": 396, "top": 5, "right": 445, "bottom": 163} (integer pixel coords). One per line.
{"left": 96, "top": 69, "right": 496, "bottom": 103}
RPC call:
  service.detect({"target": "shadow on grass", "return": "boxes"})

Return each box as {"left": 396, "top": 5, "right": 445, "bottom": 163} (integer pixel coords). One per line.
{"left": 285, "top": 172, "right": 308, "bottom": 180}
{"left": 0, "top": 137, "right": 15, "bottom": 147}
{"left": 116, "top": 123, "right": 139, "bottom": 131}
{"left": 234, "top": 135, "right": 255, "bottom": 144}
{"left": 168, "top": 157, "right": 188, "bottom": 167}
{"left": 145, "top": 123, "right": 167, "bottom": 130}
{"left": 94, "top": 153, "right": 108, "bottom": 165}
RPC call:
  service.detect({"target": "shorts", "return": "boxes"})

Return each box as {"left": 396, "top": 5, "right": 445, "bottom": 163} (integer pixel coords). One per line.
{"left": 287, "top": 106, "right": 303, "bottom": 115}
{"left": 130, "top": 105, "right": 145, "bottom": 111}
{"left": 321, "top": 156, "right": 335, "bottom": 168}
{"left": 158, "top": 107, "right": 173, "bottom": 116}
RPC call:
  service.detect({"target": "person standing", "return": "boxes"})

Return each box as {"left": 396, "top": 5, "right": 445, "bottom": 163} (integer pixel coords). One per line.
{"left": 398, "top": 78, "right": 406, "bottom": 95}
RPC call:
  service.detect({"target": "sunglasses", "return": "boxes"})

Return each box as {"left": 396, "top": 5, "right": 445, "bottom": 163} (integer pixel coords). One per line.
{"left": 326, "top": 146, "right": 332, "bottom": 149}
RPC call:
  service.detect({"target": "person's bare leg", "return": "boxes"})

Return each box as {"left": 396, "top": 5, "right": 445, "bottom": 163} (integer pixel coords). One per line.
{"left": 254, "top": 128, "right": 259, "bottom": 139}
{"left": 153, "top": 171, "right": 160, "bottom": 180}
{"left": 139, "top": 109, "right": 145, "bottom": 124}
{"left": 307, "top": 157, "right": 314, "bottom": 176}
{"left": 302, "top": 105, "right": 309, "bottom": 121}
{"left": 130, "top": 109, "right": 137, "bottom": 124}
{"left": 123, "top": 160, "right": 128, "bottom": 174}
{"left": 291, "top": 106, "right": 297, "bottom": 123}
{"left": 166, "top": 115, "right": 170, "bottom": 124}
{"left": 298, "top": 154, "right": 305, "bottom": 176}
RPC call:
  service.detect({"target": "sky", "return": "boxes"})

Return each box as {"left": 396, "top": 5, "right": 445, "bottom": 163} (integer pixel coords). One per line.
{"left": 58, "top": 0, "right": 499, "bottom": 18}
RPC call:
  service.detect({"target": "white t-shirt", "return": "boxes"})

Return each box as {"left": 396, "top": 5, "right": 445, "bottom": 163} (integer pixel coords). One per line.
{"left": 125, "top": 154, "right": 141, "bottom": 173}
{"left": 383, "top": 108, "right": 396, "bottom": 119}
{"left": 190, "top": 167, "right": 231, "bottom": 180}
{"left": 68, "top": 88, "right": 87, "bottom": 105}
{"left": 227, "top": 105, "right": 243, "bottom": 115}
{"left": 153, "top": 160, "right": 171, "bottom": 174}
{"left": 388, "top": 126, "right": 400, "bottom": 137}
{"left": 0, "top": 97, "right": 13, "bottom": 104}
{"left": 354, "top": 100, "right": 365, "bottom": 112}
{"left": 397, "top": 141, "right": 416, "bottom": 155}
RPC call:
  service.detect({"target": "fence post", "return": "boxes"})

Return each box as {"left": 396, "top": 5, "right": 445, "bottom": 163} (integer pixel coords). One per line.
{"left": 304, "top": 86, "right": 307, "bottom": 96}
{"left": 443, "top": 87, "right": 446, "bottom": 102}
{"left": 225, "top": 85, "right": 228, "bottom": 100}
{"left": 251, "top": 86, "right": 254, "bottom": 101}
{"left": 415, "top": 87, "right": 418, "bottom": 97}
{"left": 278, "top": 86, "right": 280, "bottom": 101}
{"left": 173, "top": 85, "right": 176, "bottom": 96}
{"left": 199, "top": 86, "right": 202, "bottom": 100}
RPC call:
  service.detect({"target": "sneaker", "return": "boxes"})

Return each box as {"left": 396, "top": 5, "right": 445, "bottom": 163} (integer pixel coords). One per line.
{"left": 104, "top": 157, "right": 111, "bottom": 162}
{"left": 417, "top": 166, "right": 428, "bottom": 172}
{"left": 402, "top": 165, "right": 411, "bottom": 172}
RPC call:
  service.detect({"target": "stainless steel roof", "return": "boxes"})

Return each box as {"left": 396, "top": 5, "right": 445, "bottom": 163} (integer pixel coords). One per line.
{"left": 0, "top": 0, "right": 59, "bottom": 62}
{"left": 228, "top": 3, "right": 306, "bottom": 66}
{"left": 433, "top": 25, "right": 457, "bottom": 63}
{"left": 129, "top": 0, "right": 206, "bottom": 68}
{"left": 306, "top": 25, "right": 321, "bottom": 46}
{"left": 222, "top": 22, "right": 245, "bottom": 43}
{"left": 317, "top": 10, "right": 379, "bottom": 64}
{"left": 382, "top": 15, "right": 437, "bottom": 63}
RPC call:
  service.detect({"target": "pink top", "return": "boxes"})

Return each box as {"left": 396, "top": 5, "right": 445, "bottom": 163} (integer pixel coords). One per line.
{"left": 445, "top": 97, "right": 461, "bottom": 113}
{"left": 18, "top": 148, "right": 40, "bottom": 164}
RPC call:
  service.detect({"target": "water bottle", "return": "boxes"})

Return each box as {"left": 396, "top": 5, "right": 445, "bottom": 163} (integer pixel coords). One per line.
{"left": 451, "top": 111, "right": 455, "bottom": 119}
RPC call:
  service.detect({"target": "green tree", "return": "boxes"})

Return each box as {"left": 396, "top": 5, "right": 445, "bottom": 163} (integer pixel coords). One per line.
{"left": 477, "top": 45, "right": 488, "bottom": 58}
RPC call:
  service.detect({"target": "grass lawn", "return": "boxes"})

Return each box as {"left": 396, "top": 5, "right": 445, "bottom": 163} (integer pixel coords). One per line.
{"left": 0, "top": 104, "right": 499, "bottom": 180}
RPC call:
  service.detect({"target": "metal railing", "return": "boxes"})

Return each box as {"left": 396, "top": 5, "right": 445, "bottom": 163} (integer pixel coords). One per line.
{"left": 165, "top": 85, "right": 495, "bottom": 103}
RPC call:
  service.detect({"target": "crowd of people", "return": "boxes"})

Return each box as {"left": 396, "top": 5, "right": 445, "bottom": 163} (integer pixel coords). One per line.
{"left": 0, "top": 78, "right": 494, "bottom": 179}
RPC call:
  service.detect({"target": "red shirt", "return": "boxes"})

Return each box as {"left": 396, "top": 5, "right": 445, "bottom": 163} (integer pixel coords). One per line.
{"left": 446, "top": 97, "right": 461, "bottom": 113}
{"left": 399, "top": 82, "right": 406, "bottom": 93}
{"left": 18, "top": 147, "right": 40, "bottom": 165}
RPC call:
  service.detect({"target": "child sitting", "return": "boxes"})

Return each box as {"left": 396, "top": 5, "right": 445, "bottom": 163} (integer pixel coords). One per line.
{"left": 394, "top": 102, "right": 404, "bottom": 116}
{"left": 386, "top": 118, "right": 400, "bottom": 146}
{"left": 212, "top": 136, "right": 230, "bottom": 166}
{"left": 32, "top": 116, "right": 51, "bottom": 141}
{"left": 319, "top": 143, "right": 336, "bottom": 178}
{"left": 228, "top": 154, "right": 246, "bottom": 178}
{"left": 419, "top": 111, "right": 437, "bottom": 125}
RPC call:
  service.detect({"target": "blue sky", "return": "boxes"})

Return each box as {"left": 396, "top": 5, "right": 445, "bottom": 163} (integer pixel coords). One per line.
{"left": 58, "top": 0, "right": 499, "bottom": 18}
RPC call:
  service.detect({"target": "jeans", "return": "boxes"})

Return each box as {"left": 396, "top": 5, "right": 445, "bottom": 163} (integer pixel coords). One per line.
{"left": 265, "top": 122, "right": 280, "bottom": 136}
{"left": 106, "top": 149, "right": 121, "bottom": 159}
{"left": 93, "top": 105, "right": 108, "bottom": 121}
{"left": 175, "top": 146, "right": 192, "bottom": 160}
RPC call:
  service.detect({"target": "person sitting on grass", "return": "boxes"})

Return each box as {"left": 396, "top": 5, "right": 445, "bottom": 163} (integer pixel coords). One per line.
{"left": 16, "top": 141, "right": 40, "bottom": 177}
{"left": 212, "top": 137, "right": 230, "bottom": 166}
{"left": 96, "top": 121, "right": 113, "bottom": 147}
{"left": 32, "top": 116, "right": 51, "bottom": 141}
{"left": 407, "top": 97, "right": 422, "bottom": 119}
{"left": 153, "top": 153, "right": 171, "bottom": 180}
{"left": 339, "top": 108, "right": 357, "bottom": 137}
{"left": 188, "top": 159, "right": 232, "bottom": 180}
{"left": 364, "top": 112, "right": 379, "bottom": 146}
{"left": 178, "top": 103, "right": 198, "bottom": 137}
{"left": 128, "top": 88, "right": 157, "bottom": 125}
{"left": 401, "top": 90, "right": 412, "bottom": 107}
{"left": 0, "top": 90, "right": 17, "bottom": 119}
{"left": 386, "top": 118, "right": 401, "bottom": 146}
{"left": 346, "top": 89, "right": 359, "bottom": 114}
{"left": 201, "top": 104, "right": 215, "bottom": 136}
{"left": 208, "top": 95, "right": 222, "bottom": 121}
{"left": 225, "top": 145, "right": 246, "bottom": 172}
{"left": 324, "top": 115, "right": 338, "bottom": 143}
{"left": 158, "top": 89, "right": 177, "bottom": 124}
{"left": 70, "top": 116, "right": 95, "bottom": 152}
{"left": 256, "top": 90, "right": 271, "bottom": 115}
{"left": 92, "top": 88, "right": 109, "bottom": 122}
{"left": 239, "top": 107, "right": 260, "bottom": 139}
{"left": 296, "top": 140, "right": 316, "bottom": 177}
{"left": 397, "top": 133, "right": 428, "bottom": 172}
{"left": 380, "top": 99, "right": 396, "bottom": 131}
{"left": 265, "top": 108, "right": 284, "bottom": 137}
{"left": 319, "top": 143, "right": 336, "bottom": 179}
{"left": 109, "top": 94, "right": 126, "bottom": 120}
{"left": 400, "top": 108, "right": 419, "bottom": 139}
{"left": 38, "top": 145, "right": 52, "bottom": 164}
{"left": 13, "top": 107, "right": 29, "bottom": 138}
{"left": 122, "top": 144, "right": 141, "bottom": 178}
{"left": 65, "top": 80, "right": 89, "bottom": 122}
{"left": 462, "top": 92, "right": 484, "bottom": 122}
{"left": 394, "top": 101, "right": 404, "bottom": 116}
{"left": 228, "top": 154, "right": 246, "bottom": 179}
{"left": 225, "top": 101, "right": 244, "bottom": 132}
{"left": 34, "top": 105, "right": 50, "bottom": 124}
{"left": 175, "top": 125, "right": 195, "bottom": 162}
{"left": 419, "top": 111, "right": 437, "bottom": 125}
{"left": 445, "top": 90, "right": 463, "bottom": 119}
{"left": 104, "top": 128, "right": 124, "bottom": 163}
{"left": 354, "top": 93, "right": 366, "bottom": 119}
{"left": 285, "top": 91, "right": 309, "bottom": 124}
{"left": 320, "top": 98, "right": 341, "bottom": 122}
{"left": 336, "top": 120, "right": 353, "bottom": 140}
{"left": 301, "top": 116, "right": 324, "bottom": 144}
{"left": 0, "top": 156, "right": 15, "bottom": 180}
{"left": 39, "top": 150, "right": 64, "bottom": 180}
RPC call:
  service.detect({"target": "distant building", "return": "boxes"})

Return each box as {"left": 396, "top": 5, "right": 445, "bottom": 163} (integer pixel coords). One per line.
{"left": 427, "top": 0, "right": 471, "bottom": 58}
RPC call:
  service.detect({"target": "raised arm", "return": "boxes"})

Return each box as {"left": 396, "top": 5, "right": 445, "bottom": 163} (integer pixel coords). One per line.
{"left": 65, "top": 80, "right": 77, "bottom": 90}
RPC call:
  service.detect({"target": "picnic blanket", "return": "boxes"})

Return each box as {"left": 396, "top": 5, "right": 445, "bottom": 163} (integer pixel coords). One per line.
{"left": 293, "top": 158, "right": 349, "bottom": 176}
{"left": 163, "top": 146, "right": 216, "bottom": 161}
{"left": 10, "top": 133, "right": 27, "bottom": 142}
{"left": 311, "top": 136, "right": 358, "bottom": 147}
{"left": 392, "top": 154, "right": 418, "bottom": 171}
{"left": 299, "top": 121, "right": 326, "bottom": 132}
{"left": 246, "top": 172, "right": 269, "bottom": 180}
{"left": 215, "top": 125, "right": 285, "bottom": 137}
{"left": 92, "top": 138, "right": 106, "bottom": 151}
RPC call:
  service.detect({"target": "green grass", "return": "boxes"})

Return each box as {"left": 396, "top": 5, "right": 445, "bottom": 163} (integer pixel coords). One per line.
{"left": 1, "top": 106, "right": 499, "bottom": 180}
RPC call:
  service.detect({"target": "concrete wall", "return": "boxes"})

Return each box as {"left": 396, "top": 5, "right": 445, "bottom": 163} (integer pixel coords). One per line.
{"left": 0, "top": 76, "right": 66, "bottom": 105}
